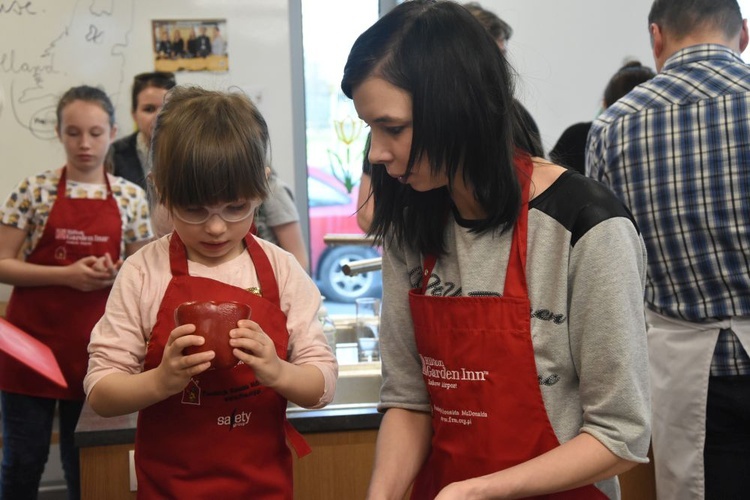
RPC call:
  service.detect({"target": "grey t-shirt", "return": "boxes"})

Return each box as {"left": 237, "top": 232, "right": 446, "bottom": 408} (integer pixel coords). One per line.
{"left": 379, "top": 171, "right": 651, "bottom": 499}
{"left": 255, "top": 175, "right": 300, "bottom": 245}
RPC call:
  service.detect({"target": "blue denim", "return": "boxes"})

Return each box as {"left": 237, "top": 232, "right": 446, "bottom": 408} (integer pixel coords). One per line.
{"left": 1, "top": 392, "right": 83, "bottom": 500}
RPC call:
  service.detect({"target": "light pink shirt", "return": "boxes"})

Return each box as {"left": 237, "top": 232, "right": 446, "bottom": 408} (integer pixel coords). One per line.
{"left": 85, "top": 235, "right": 337, "bottom": 408}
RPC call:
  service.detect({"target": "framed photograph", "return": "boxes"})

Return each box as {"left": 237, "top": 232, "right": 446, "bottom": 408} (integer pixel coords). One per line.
{"left": 152, "top": 19, "right": 228, "bottom": 72}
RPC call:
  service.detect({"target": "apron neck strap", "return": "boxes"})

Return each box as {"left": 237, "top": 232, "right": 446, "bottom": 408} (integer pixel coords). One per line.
{"left": 168, "top": 231, "right": 281, "bottom": 307}
{"left": 503, "top": 152, "right": 533, "bottom": 296}
{"left": 420, "top": 153, "right": 534, "bottom": 296}
{"left": 420, "top": 254, "right": 438, "bottom": 295}
{"left": 58, "top": 166, "right": 113, "bottom": 197}
{"left": 243, "top": 233, "right": 280, "bottom": 305}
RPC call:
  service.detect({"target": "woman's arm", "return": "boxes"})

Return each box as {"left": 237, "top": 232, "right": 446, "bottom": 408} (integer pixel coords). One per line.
{"left": 436, "top": 433, "right": 636, "bottom": 499}
{"left": 261, "top": 176, "right": 310, "bottom": 271}
{"left": 367, "top": 408, "right": 432, "bottom": 500}
{"left": 357, "top": 172, "right": 374, "bottom": 233}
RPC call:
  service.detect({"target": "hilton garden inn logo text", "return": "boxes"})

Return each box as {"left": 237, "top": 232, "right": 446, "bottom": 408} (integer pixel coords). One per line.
{"left": 420, "top": 355, "right": 489, "bottom": 390}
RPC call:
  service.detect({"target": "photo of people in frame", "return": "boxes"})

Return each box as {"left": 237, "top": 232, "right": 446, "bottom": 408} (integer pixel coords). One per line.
{"left": 152, "top": 19, "right": 228, "bottom": 72}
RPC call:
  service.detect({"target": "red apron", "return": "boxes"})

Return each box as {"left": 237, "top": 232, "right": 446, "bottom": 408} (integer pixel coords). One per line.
{"left": 135, "top": 232, "right": 310, "bottom": 499}
{"left": 0, "top": 168, "right": 122, "bottom": 400}
{"left": 408, "top": 155, "right": 607, "bottom": 499}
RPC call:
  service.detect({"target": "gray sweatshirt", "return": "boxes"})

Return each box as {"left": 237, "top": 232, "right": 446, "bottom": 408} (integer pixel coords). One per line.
{"left": 378, "top": 170, "right": 651, "bottom": 499}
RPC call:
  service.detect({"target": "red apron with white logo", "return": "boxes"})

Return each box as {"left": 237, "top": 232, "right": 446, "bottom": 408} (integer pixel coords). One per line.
{"left": 1, "top": 168, "right": 122, "bottom": 400}
{"left": 135, "top": 232, "right": 309, "bottom": 499}
{"left": 409, "top": 155, "right": 607, "bottom": 499}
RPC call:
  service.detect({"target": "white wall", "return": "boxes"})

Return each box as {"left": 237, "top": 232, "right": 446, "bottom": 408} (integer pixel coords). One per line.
{"left": 0, "top": 0, "right": 747, "bottom": 303}
{"left": 483, "top": 0, "right": 656, "bottom": 153}
{"left": 0, "top": 0, "right": 295, "bottom": 301}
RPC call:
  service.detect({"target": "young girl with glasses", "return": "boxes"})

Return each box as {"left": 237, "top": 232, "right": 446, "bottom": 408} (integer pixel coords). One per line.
{"left": 84, "top": 86, "right": 338, "bottom": 498}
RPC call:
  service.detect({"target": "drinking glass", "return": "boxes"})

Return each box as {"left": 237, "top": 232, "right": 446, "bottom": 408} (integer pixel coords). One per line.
{"left": 355, "top": 297, "right": 381, "bottom": 362}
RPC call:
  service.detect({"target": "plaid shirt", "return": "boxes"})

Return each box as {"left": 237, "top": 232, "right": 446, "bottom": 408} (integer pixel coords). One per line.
{"left": 587, "top": 45, "right": 750, "bottom": 322}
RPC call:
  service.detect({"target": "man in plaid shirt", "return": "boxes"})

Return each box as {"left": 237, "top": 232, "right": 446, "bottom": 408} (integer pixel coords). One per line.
{"left": 587, "top": 0, "right": 750, "bottom": 498}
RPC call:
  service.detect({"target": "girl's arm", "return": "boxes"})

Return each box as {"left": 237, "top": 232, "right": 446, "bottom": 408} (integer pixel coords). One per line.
{"left": 261, "top": 358, "right": 324, "bottom": 408}
{"left": 435, "top": 434, "right": 636, "bottom": 499}
{"left": 271, "top": 246, "right": 338, "bottom": 407}
{"left": 0, "top": 223, "right": 114, "bottom": 290}
{"left": 88, "top": 322, "right": 214, "bottom": 417}
{"left": 366, "top": 408, "right": 432, "bottom": 500}
{"left": 229, "top": 318, "right": 325, "bottom": 408}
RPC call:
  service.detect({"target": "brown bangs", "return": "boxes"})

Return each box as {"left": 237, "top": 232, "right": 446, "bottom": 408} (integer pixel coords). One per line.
{"left": 152, "top": 87, "right": 270, "bottom": 209}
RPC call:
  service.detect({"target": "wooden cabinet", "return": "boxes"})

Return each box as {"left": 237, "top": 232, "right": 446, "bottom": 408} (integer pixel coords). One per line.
{"left": 80, "top": 443, "right": 135, "bottom": 500}
{"left": 292, "top": 430, "right": 377, "bottom": 500}
{"left": 78, "top": 430, "right": 379, "bottom": 500}
{"left": 620, "top": 449, "right": 657, "bottom": 500}
{"left": 80, "top": 431, "right": 655, "bottom": 500}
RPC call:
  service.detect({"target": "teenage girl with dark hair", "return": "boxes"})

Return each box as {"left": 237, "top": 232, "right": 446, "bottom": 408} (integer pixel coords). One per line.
{"left": 342, "top": 1, "right": 651, "bottom": 498}
{"left": 0, "top": 85, "right": 152, "bottom": 499}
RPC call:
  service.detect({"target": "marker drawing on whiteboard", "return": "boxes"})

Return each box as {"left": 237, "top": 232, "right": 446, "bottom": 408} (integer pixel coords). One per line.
{"left": 0, "top": 0, "right": 134, "bottom": 139}
{"left": 0, "top": 1, "right": 39, "bottom": 16}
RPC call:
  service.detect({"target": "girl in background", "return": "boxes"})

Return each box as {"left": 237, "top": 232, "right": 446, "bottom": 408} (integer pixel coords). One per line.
{"left": 0, "top": 85, "right": 152, "bottom": 499}
{"left": 85, "top": 87, "right": 337, "bottom": 498}
{"left": 254, "top": 169, "right": 310, "bottom": 272}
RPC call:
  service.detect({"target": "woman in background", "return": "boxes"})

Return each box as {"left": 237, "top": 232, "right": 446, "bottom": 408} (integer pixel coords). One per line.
{"left": 112, "top": 71, "right": 176, "bottom": 192}
{"left": 0, "top": 85, "right": 152, "bottom": 499}
{"left": 112, "top": 71, "right": 176, "bottom": 237}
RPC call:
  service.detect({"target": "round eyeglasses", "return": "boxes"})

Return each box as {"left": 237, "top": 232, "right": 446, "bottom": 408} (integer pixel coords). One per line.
{"left": 172, "top": 201, "right": 255, "bottom": 225}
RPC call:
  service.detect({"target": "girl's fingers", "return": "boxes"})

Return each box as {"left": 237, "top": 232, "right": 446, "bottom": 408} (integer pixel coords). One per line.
{"left": 168, "top": 324, "right": 197, "bottom": 342}
{"left": 229, "top": 336, "right": 265, "bottom": 353}
{"left": 183, "top": 350, "right": 215, "bottom": 367}
{"left": 236, "top": 319, "right": 259, "bottom": 330}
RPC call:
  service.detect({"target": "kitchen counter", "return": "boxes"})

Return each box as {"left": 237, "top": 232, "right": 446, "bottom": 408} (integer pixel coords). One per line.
{"left": 74, "top": 398, "right": 384, "bottom": 499}
{"left": 73, "top": 397, "right": 655, "bottom": 500}
{"left": 74, "top": 401, "right": 382, "bottom": 448}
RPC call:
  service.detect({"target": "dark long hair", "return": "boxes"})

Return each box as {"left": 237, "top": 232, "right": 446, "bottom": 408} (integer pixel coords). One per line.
{"left": 131, "top": 71, "right": 176, "bottom": 113}
{"left": 342, "top": 0, "right": 522, "bottom": 256}
{"left": 603, "top": 61, "right": 655, "bottom": 108}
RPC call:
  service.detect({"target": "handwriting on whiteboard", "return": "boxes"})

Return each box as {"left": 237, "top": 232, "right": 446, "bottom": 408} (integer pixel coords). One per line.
{"left": 0, "top": 0, "right": 134, "bottom": 139}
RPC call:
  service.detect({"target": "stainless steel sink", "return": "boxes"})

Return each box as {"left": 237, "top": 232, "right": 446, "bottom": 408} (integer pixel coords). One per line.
{"left": 287, "top": 361, "right": 382, "bottom": 412}
{"left": 288, "top": 319, "right": 383, "bottom": 412}
{"left": 332, "top": 362, "right": 382, "bottom": 405}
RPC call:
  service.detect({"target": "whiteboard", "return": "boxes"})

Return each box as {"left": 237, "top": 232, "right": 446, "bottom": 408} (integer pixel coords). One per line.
{"left": 0, "top": 0, "right": 297, "bottom": 301}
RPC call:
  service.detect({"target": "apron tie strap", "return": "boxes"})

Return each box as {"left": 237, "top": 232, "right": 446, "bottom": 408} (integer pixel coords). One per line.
{"left": 284, "top": 419, "right": 311, "bottom": 458}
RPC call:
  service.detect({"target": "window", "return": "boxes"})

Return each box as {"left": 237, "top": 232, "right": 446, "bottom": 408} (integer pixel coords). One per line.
{"left": 298, "top": 0, "right": 385, "bottom": 313}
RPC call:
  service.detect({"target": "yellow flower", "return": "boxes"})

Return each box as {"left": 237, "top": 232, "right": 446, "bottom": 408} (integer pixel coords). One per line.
{"left": 333, "top": 116, "right": 363, "bottom": 146}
